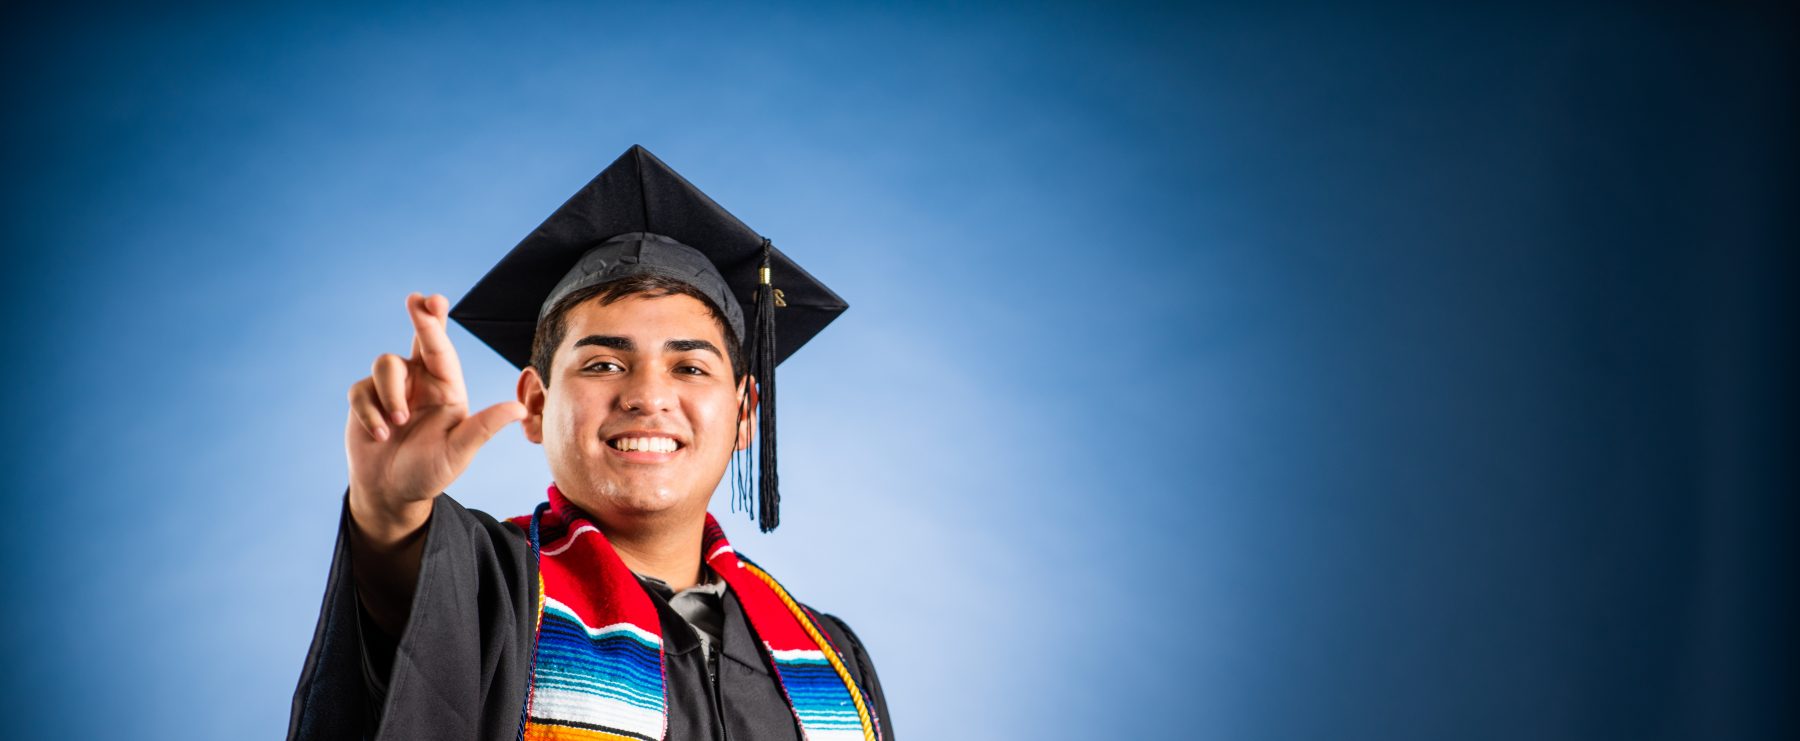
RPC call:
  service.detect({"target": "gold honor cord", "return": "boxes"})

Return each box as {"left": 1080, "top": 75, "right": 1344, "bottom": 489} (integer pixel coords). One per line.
{"left": 534, "top": 570, "right": 547, "bottom": 635}
{"left": 739, "top": 561, "right": 880, "bottom": 741}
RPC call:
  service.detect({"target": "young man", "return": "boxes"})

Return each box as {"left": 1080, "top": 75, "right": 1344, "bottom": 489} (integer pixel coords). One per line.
{"left": 288, "top": 146, "right": 891, "bottom": 741}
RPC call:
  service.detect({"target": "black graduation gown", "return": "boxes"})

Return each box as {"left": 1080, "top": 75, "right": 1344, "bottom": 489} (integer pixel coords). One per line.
{"left": 288, "top": 494, "right": 893, "bottom": 741}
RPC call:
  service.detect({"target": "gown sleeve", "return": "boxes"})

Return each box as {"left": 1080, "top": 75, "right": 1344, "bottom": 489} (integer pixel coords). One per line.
{"left": 818, "top": 612, "right": 896, "bottom": 741}
{"left": 287, "top": 492, "right": 536, "bottom": 741}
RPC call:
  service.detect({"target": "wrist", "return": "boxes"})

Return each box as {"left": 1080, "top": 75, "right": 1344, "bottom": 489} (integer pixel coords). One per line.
{"left": 347, "top": 486, "right": 435, "bottom": 548}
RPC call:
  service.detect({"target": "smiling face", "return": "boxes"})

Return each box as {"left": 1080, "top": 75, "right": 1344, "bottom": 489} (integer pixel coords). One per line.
{"left": 517, "top": 292, "right": 753, "bottom": 528}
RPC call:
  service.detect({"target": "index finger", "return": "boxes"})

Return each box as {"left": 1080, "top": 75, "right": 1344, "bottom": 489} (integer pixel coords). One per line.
{"left": 407, "top": 293, "right": 464, "bottom": 387}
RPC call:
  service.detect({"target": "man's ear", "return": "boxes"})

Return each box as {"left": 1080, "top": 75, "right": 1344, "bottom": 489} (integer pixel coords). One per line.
{"left": 517, "top": 366, "right": 547, "bottom": 445}
{"left": 735, "top": 375, "right": 758, "bottom": 452}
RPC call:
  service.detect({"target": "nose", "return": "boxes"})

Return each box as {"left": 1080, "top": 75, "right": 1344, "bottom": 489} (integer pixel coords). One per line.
{"left": 617, "top": 367, "right": 674, "bottom": 414}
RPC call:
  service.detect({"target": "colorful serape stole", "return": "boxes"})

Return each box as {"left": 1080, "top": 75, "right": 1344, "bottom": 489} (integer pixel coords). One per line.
{"left": 508, "top": 485, "right": 882, "bottom": 741}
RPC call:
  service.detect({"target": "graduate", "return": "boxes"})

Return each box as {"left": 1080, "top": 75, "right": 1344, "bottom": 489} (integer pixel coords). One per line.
{"left": 288, "top": 146, "right": 891, "bottom": 741}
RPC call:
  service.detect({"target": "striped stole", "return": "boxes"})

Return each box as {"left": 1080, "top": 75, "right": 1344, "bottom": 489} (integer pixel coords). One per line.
{"left": 508, "top": 485, "right": 882, "bottom": 741}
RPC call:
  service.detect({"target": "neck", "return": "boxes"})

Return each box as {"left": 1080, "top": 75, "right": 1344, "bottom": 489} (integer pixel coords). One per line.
{"left": 595, "top": 511, "right": 707, "bottom": 592}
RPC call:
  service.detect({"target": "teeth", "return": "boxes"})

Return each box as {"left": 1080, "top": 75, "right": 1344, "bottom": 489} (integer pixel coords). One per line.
{"left": 613, "top": 436, "right": 677, "bottom": 453}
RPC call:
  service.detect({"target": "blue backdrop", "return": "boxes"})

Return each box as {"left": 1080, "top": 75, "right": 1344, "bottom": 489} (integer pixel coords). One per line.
{"left": 2, "top": 3, "right": 1794, "bottom": 739}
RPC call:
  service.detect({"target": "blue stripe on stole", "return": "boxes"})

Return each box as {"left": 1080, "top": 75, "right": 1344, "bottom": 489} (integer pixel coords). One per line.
{"left": 793, "top": 713, "right": 864, "bottom": 731}
{"left": 773, "top": 662, "right": 855, "bottom": 695}
{"left": 780, "top": 685, "right": 855, "bottom": 705}
{"left": 534, "top": 612, "right": 666, "bottom": 711}
{"left": 530, "top": 664, "right": 663, "bottom": 706}
{"left": 772, "top": 659, "right": 860, "bottom": 728}
{"left": 789, "top": 702, "right": 861, "bottom": 719}
{"left": 792, "top": 706, "right": 860, "bottom": 724}
{"left": 537, "top": 624, "right": 662, "bottom": 671}
{"left": 794, "top": 713, "right": 860, "bottom": 729}
{"left": 540, "top": 603, "right": 662, "bottom": 650}
{"left": 536, "top": 622, "right": 663, "bottom": 678}
{"left": 531, "top": 678, "right": 662, "bottom": 712}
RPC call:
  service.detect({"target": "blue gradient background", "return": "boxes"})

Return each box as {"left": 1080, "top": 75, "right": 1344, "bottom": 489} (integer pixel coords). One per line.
{"left": 2, "top": 3, "right": 1795, "bottom": 740}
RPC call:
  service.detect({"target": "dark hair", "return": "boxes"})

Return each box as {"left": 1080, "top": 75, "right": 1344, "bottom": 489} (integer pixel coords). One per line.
{"left": 529, "top": 273, "right": 745, "bottom": 386}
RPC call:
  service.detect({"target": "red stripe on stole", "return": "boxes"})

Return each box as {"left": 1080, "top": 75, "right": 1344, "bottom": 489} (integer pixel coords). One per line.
{"left": 540, "top": 541, "right": 658, "bottom": 631}
{"left": 703, "top": 534, "right": 817, "bottom": 650}
{"left": 529, "top": 489, "right": 661, "bottom": 634}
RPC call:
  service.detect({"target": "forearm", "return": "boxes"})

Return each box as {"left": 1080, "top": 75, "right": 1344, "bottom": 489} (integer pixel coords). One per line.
{"left": 346, "top": 488, "right": 435, "bottom": 637}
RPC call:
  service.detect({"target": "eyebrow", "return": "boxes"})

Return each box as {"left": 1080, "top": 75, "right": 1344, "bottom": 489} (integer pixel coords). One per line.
{"left": 573, "top": 335, "right": 634, "bottom": 351}
{"left": 572, "top": 335, "right": 722, "bottom": 359}
{"left": 666, "top": 339, "right": 723, "bottom": 358}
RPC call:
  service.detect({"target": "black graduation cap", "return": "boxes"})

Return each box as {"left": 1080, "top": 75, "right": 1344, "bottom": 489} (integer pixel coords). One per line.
{"left": 450, "top": 145, "right": 847, "bottom": 531}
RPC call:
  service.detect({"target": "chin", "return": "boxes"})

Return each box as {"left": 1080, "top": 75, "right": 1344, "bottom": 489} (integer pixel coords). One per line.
{"left": 572, "top": 475, "right": 693, "bottom": 519}
{"left": 603, "top": 487, "right": 687, "bottom": 516}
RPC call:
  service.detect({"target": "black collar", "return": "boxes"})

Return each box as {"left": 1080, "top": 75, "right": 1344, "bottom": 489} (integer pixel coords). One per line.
{"left": 633, "top": 576, "right": 769, "bottom": 674}
{"left": 636, "top": 575, "right": 703, "bottom": 656}
{"left": 719, "top": 590, "right": 773, "bottom": 675}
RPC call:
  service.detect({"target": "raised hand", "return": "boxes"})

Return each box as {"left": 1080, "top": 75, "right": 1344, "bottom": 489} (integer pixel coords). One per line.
{"left": 345, "top": 293, "right": 526, "bottom": 542}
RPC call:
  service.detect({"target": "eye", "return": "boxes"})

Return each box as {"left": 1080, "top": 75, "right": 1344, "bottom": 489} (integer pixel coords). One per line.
{"left": 582, "top": 360, "right": 623, "bottom": 373}
{"left": 674, "top": 364, "right": 708, "bottom": 376}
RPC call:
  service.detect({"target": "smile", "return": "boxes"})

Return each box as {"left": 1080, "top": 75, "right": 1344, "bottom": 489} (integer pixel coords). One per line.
{"left": 608, "top": 436, "right": 681, "bottom": 453}
{"left": 603, "top": 430, "right": 686, "bottom": 461}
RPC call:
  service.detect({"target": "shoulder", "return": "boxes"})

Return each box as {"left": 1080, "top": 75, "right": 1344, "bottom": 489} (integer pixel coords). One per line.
{"left": 416, "top": 495, "right": 531, "bottom": 580}
{"left": 812, "top": 609, "right": 871, "bottom": 651}
{"left": 804, "top": 606, "right": 880, "bottom": 672}
{"left": 806, "top": 607, "right": 893, "bottom": 736}
{"left": 428, "top": 494, "right": 528, "bottom": 539}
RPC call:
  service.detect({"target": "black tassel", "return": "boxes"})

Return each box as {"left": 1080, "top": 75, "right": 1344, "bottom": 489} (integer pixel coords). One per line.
{"left": 752, "top": 239, "right": 780, "bottom": 531}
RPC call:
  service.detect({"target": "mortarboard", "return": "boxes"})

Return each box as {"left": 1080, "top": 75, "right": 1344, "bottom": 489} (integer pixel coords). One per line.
{"left": 450, "top": 144, "right": 847, "bottom": 531}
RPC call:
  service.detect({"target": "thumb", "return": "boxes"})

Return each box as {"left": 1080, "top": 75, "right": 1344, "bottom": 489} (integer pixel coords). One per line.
{"left": 448, "top": 401, "right": 527, "bottom": 459}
